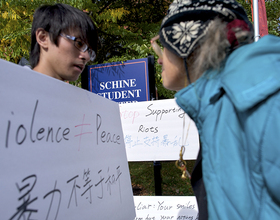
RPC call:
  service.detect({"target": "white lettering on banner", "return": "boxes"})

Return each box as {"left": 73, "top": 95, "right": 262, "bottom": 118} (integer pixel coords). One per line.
{"left": 0, "top": 58, "right": 135, "bottom": 220}
{"left": 119, "top": 101, "right": 138, "bottom": 104}
{"left": 100, "top": 78, "right": 137, "bottom": 90}
{"left": 98, "top": 89, "right": 141, "bottom": 100}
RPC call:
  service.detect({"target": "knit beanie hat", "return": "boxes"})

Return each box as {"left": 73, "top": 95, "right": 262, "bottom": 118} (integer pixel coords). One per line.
{"left": 159, "top": 0, "right": 253, "bottom": 59}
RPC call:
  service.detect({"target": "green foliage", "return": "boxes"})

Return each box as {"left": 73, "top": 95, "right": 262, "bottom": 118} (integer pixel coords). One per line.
{"left": 265, "top": 0, "right": 280, "bottom": 36}
{"left": 0, "top": 0, "right": 33, "bottom": 63}
{"left": 90, "top": 0, "right": 174, "bottom": 98}
{"left": 0, "top": 0, "right": 92, "bottom": 63}
{"left": 237, "top": 0, "right": 280, "bottom": 36}
{"left": 237, "top": 0, "right": 253, "bottom": 21}
{"left": 1, "top": 0, "right": 279, "bottom": 98}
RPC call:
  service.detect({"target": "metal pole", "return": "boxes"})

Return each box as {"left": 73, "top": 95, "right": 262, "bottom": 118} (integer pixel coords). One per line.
{"left": 153, "top": 161, "right": 162, "bottom": 195}
{"left": 253, "top": 0, "right": 260, "bottom": 41}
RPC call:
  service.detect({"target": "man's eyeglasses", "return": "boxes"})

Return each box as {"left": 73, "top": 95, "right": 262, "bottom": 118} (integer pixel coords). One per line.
{"left": 60, "top": 33, "right": 96, "bottom": 61}
{"left": 150, "top": 35, "right": 163, "bottom": 59}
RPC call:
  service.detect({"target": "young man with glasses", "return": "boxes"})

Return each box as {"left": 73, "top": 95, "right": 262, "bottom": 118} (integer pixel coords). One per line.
{"left": 30, "top": 3, "right": 98, "bottom": 81}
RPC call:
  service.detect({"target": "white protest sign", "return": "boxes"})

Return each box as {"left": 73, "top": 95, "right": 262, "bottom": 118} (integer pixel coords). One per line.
{"left": 120, "top": 99, "right": 199, "bottom": 161}
{"left": 0, "top": 59, "right": 135, "bottom": 220}
{"left": 133, "top": 196, "right": 198, "bottom": 220}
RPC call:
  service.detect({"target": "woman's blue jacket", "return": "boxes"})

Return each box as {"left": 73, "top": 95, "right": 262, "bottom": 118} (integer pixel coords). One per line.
{"left": 175, "top": 35, "right": 280, "bottom": 219}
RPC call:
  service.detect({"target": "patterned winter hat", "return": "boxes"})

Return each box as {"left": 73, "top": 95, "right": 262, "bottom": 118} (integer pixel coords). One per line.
{"left": 159, "top": 0, "right": 252, "bottom": 59}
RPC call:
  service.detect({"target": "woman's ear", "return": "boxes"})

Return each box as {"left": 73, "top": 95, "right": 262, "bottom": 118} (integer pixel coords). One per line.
{"left": 35, "top": 28, "right": 49, "bottom": 49}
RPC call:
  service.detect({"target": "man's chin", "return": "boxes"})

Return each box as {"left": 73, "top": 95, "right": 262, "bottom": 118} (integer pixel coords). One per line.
{"left": 63, "top": 75, "right": 80, "bottom": 82}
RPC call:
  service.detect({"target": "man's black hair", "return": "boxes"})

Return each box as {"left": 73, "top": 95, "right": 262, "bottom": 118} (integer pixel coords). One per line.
{"left": 30, "top": 3, "right": 98, "bottom": 68}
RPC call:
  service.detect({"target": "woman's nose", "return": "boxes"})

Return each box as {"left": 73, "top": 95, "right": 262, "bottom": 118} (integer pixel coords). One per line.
{"left": 157, "top": 57, "right": 163, "bottom": 65}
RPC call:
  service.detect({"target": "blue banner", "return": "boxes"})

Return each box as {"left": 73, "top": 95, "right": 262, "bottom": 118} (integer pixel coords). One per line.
{"left": 88, "top": 58, "right": 150, "bottom": 104}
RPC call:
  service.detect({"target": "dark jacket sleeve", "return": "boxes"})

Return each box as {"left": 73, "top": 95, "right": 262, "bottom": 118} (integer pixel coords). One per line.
{"left": 191, "top": 147, "right": 208, "bottom": 220}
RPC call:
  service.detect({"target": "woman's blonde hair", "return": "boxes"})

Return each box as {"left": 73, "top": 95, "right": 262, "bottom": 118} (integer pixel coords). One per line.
{"left": 188, "top": 17, "right": 254, "bottom": 80}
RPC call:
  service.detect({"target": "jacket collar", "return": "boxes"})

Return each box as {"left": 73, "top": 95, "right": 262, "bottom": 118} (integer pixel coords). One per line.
{"left": 221, "top": 35, "right": 280, "bottom": 111}
{"left": 175, "top": 71, "right": 222, "bottom": 129}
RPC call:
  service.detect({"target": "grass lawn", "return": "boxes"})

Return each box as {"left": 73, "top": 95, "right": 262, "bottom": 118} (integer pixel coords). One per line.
{"left": 129, "top": 160, "right": 196, "bottom": 196}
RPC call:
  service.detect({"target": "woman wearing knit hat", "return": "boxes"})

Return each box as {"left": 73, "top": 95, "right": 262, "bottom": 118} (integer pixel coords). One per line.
{"left": 151, "top": 0, "right": 280, "bottom": 219}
